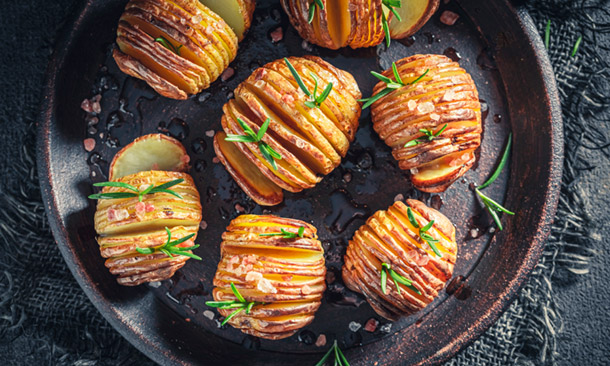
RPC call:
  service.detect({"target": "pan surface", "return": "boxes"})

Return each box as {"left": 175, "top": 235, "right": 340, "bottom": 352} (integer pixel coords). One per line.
{"left": 37, "top": 0, "right": 562, "bottom": 365}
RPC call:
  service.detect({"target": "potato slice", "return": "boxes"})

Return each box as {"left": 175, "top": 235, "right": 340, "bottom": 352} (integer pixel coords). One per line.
{"left": 342, "top": 200, "right": 457, "bottom": 320}
{"left": 388, "top": 0, "right": 439, "bottom": 39}
{"left": 210, "top": 215, "right": 326, "bottom": 339}
{"left": 108, "top": 133, "right": 189, "bottom": 181}
{"left": 199, "top": 0, "right": 255, "bottom": 41}
{"left": 370, "top": 54, "right": 482, "bottom": 192}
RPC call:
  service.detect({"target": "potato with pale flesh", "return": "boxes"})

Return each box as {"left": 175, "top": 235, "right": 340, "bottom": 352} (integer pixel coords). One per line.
{"left": 369, "top": 54, "right": 482, "bottom": 192}
{"left": 342, "top": 199, "right": 457, "bottom": 321}
{"left": 91, "top": 134, "right": 202, "bottom": 286}
{"left": 113, "top": 0, "right": 253, "bottom": 99}
{"left": 281, "top": 0, "right": 439, "bottom": 49}
{"left": 210, "top": 215, "right": 326, "bottom": 339}
{"left": 214, "top": 56, "right": 361, "bottom": 206}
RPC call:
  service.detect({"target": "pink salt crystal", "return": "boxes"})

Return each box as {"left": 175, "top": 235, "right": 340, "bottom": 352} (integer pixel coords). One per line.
{"left": 315, "top": 334, "right": 327, "bottom": 347}
{"left": 257, "top": 278, "right": 277, "bottom": 293}
{"left": 221, "top": 67, "right": 235, "bottom": 82}
{"left": 254, "top": 68, "right": 267, "bottom": 81}
{"left": 416, "top": 254, "right": 430, "bottom": 266}
{"left": 394, "top": 194, "right": 404, "bottom": 202}
{"left": 430, "top": 113, "right": 441, "bottom": 121}
{"left": 235, "top": 203, "right": 245, "bottom": 213}
{"left": 246, "top": 271, "right": 263, "bottom": 282}
{"left": 417, "top": 101, "right": 435, "bottom": 114}
{"left": 116, "top": 209, "right": 129, "bottom": 220}
{"left": 407, "top": 99, "right": 417, "bottom": 111}
{"left": 405, "top": 250, "right": 419, "bottom": 263}
{"left": 135, "top": 202, "right": 146, "bottom": 214}
{"left": 200, "top": 220, "right": 208, "bottom": 230}
{"left": 107, "top": 209, "right": 116, "bottom": 221}
{"left": 83, "top": 138, "right": 95, "bottom": 152}
{"left": 270, "top": 27, "right": 283, "bottom": 43}
{"left": 443, "top": 89, "right": 457, "bottom": 101}
{"left": 282, "top": 94, "right": 294, "bottom": 104}
{"left": 81, "top": 99, "right": 93, "bottom": 113}
{"left": 440, "top": 11, "right": 460, "bottom": 26}
{"left": 229, "top": 256, "right": 240, "bottom": 265}
{"left": 282, "top": 275, "right": 293, "bottom": 282}
{"left": 364, "top": 318, "right": 379, "bottom": 332}
{"left": 206, "top": 130, "right": 215, "bottom": 137}
{"left": 145, "top": 203, "right": 155, "bottom": 213}
{"left": 212, "top": 157, "right": 220, "bottom": 163}
{"left": 301, "top": 285, "right": 312, "bottom": 295}
{"left": 180, "top": 154, "right": 190, "bottom": 163}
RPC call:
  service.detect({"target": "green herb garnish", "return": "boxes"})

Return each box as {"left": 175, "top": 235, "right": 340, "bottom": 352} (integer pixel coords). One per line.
{"left": 259, "top": 226, "right": 305, "bottom": 239}
{"left": 475, "top": 133, "right": 514, "bottom": 230}
{"left": 307, "top": 0, "right": 324, "bottom": 24}
{"left": 136, "top": 227, "right": 200, "bottom": 260}
{"left": 381, "top": 0, "right": 402, "bottom": 48}
{"left": 544, "top": 20, "right": 551, "bottom": 49}
{"left": 284, "top": 57, "right": 333, "bottom": 109}
{"left": 155, "top": 36, "right": 183, "bottom": 56}
{"left": 406, "top": 207, "right": 442, "bottom": 257}
{"left": 359, "top": 63, "right": 429, "bottom": 109}
{"left": 315, "top": 340, "right": 350, "bottom": 366}
{"left": 225, "top": 117, "right": 282, "bottom": 170}
{"left": 404, "top": 123, "right": 448, "bottom": 147}
{"left": 206, "top": 282, "right": 262, "bottom": 326}
{"left": 88, "top": 179, "right": 184, "bottom": 201}
{"left": 380, "top": 262, "right": 421, "bottom": 295}
{"left": 571, "top": 36, "right": 582, "bottom": 57}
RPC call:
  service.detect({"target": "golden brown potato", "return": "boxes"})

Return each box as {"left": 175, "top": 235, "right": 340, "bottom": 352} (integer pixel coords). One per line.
{"left": 200, "top": 0, "right": 256, "bottom": 41}
{"left": 342, "top": 199, "right": 457, "bottom": 321}
{"left": 214, "top": 56, "right": 361, "bottom": 206}
{"left": 280, "top": 0, "right": 438, "bottom": 49}
{"left": 92, "top": 134, "right": 202, "bottom": 286}
{"left": 209, "top": 215, "right": 326, "bottom": 339}
{"left": 113, "top": 0, "right": 244, "bottom": 99}
{"left": 369, "top": 54, "right": 482, "bottom": 192}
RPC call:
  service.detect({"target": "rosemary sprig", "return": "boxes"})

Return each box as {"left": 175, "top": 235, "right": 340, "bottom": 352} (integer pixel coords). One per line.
{"left": 284, "top": 58, "right": 333, "bottom": 108}
{"left": 155, "top": 36, "right": 182, "bottom": 56}
{"left": 404, "top": 124, "right": 448, "bottom": 147}
{"left": 475, "top": 133, "right": 514, "bottom": 230}
{"left": 225, "top": 117, "right": 282, "bottom": 170}
{"left": 88, "top": 179, "right": 184, "bottom": 201}
{"left": 315, "top": 340, "right": 350, "bottom": 366}
{"left": 206, "top": 282, "right": 261, "bottom": 326}
{"left": 406, "top": 207, "right": 442, "bottom": 257}
{"left": 571, "top": 36, "right": 582, "bottom": 57}
{"left": 544, "top": 20, "right": 551, "bottom": 49}
{"left": 380, "top": 263, "right": 421, "bottom": 295}
{"left": 307, "top": 0, "right": 324, "bottom": 24}
{"left": 259, "top": 226, "right": 305, "bottom": 239}
{"left": 381, "top": 0, "right": 402, "bottom": 48}
{"left": 359, "top": 63, "right": 429, "bottom": 109}
{"left": 136, "top": 227, "right": 200, "bottom": 260}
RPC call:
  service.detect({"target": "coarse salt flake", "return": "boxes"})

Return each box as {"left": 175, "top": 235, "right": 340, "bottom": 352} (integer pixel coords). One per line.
{"left": 417, "top": 101, "right": 435, "bottom": 114}
{"left": 407, "top": 100, "right": 417, "bottom": 111}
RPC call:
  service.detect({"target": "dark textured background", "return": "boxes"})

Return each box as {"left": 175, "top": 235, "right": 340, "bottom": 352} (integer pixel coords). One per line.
{"left": 0, "top": 0, "right": 609, "bottom": 365}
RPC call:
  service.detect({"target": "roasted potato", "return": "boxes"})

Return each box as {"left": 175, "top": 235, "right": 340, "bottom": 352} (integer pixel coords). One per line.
{"left": 92, "top": 134, "right": 202, "bottom": 286}
{"left": 113, "top": 0, "right": 251, "bottom": 99}
{"left": 369, "top": 54, "right": 482, "bottom": 192}
{"left": 210, "top": 215, "right": 326, "bottom": 339}
{"left": 342, "top": 199, "right": 457, "bottom": 321}
{"left": 214, "top": 56, "right": 361, "bottom": 206}
{"left": 281, "top": 0, "right": 439, "bottom": 49}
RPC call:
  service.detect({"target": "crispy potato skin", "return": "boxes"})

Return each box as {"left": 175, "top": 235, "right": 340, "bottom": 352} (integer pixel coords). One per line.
{"left": 93, "top": 168, "right": 202, "bottom": 286}
{"left": 342, "top": 199, "right": 457, "bottom": 321}
{"left": 211, "top": 215, "right": 326, "bottom": 339}
{"left": 113, "top": 0, "right": 239, "bottom": 99}
{"left": 215, "top": 56, "right": 361, "bottom": 206}
{"left": 370, "top": 54, "right": 482, "bottom": 192}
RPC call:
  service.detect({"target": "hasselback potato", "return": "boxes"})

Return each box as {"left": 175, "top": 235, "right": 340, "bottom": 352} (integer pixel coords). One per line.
{"left": 369, "top": 54, "right": 482, "bottom": 192}
{"left": 281, "top": 0, "right": 439, "bottom": 49}
{"left": 342, "top": 199, "right": 456, "bottom": 321}
{"left": 214, "top": 56, "right": 361, "bottom": 206}
{"left": 209, "top": 215, "right": 326, "bottom": 339}
{"left": 113, "top": 0, "right": 254, "bottom": 99}
{"left": 91, "top": 134, "right": 202, "bottom": 286}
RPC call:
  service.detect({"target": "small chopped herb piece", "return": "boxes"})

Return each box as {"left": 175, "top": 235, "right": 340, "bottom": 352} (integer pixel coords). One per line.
{"left": 406, "top": 207, "right": 442, "bottom": 257}
{"left": 404, "top": 124, "right": 448, "bottom": 147}
{"left": 315, "top": 340, "right": 350, "bottom": 366}
{"left": 544, "top": 20, "right": 551, "bottom": 49}
{"left": 308, "top": 0, "right": 324, "bottom": 24}
{"left": 475, "top": 133, "right": 514, "bottom": 230}
{"left": 284, "top": 58, "right": 333, "bottom": 108}
{"left": 155, "top": 36, "right": 183, "bottom": 56}
{"left": 380, "top": 262, "right": 421, "bottom": 295}
{"left": 88, "top": 179, "right": 184, "bottom": 202}
{"left": 225, "top": 117, "right": 282, "bottom": 170}
{"left": 571, "top": 36, "right": 582, "bottom": 57}
{"left": 359, "top": 64, "right": 429, "bottom": 109}
{"left": 259, "top": 226, "right": 305, "bottom": 239}
{"left": 205, "top": 282, "right": 262, "bottom": 326}
{"left": 381, "top": 0, "right": 402, "bottom": 48}
{"left": 136, "top": 227, "right": 200, "bottom": 260}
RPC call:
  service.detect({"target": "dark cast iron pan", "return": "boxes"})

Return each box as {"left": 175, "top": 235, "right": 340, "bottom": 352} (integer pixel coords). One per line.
{"left": 37, "top": 0, "right": 563, "bottom": 365}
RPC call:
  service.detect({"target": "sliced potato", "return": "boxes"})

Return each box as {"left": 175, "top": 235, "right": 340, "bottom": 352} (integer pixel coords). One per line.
{"left": 370, "top": 54, "right": 482, "bottom": 192}
{"left": 109, "top": 133, "right": 189, "bottom": 181}
{"left": 210, "top": 215, "right": 326, "bottom": 339}
{"left": 388, "top": 0, "right": 439, "bottom": 39}
{"left": 199, "top": 0, "right": 255, "bottom": 41}
{"left": 342, "top": 200, "right": 457, "bottom": 321}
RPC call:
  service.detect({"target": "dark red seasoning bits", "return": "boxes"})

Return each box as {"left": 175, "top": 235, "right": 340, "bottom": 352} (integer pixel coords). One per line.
{"left": 221, "top": 67, "right": 235, "bottom": 82}
{"left": 270, "top": 27, "right": 283, "bottom": 43}
{"left": 83, "top": 138, "right": 96, "bottom": 152}
{"left": 440, "top": 11, "right": 460, "bottom": 26}
{"left": 315, "top": 334, "right": 327, "bottom": 347}
{"left": 364, "top": 318, "right": 379, "bottom": 332}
